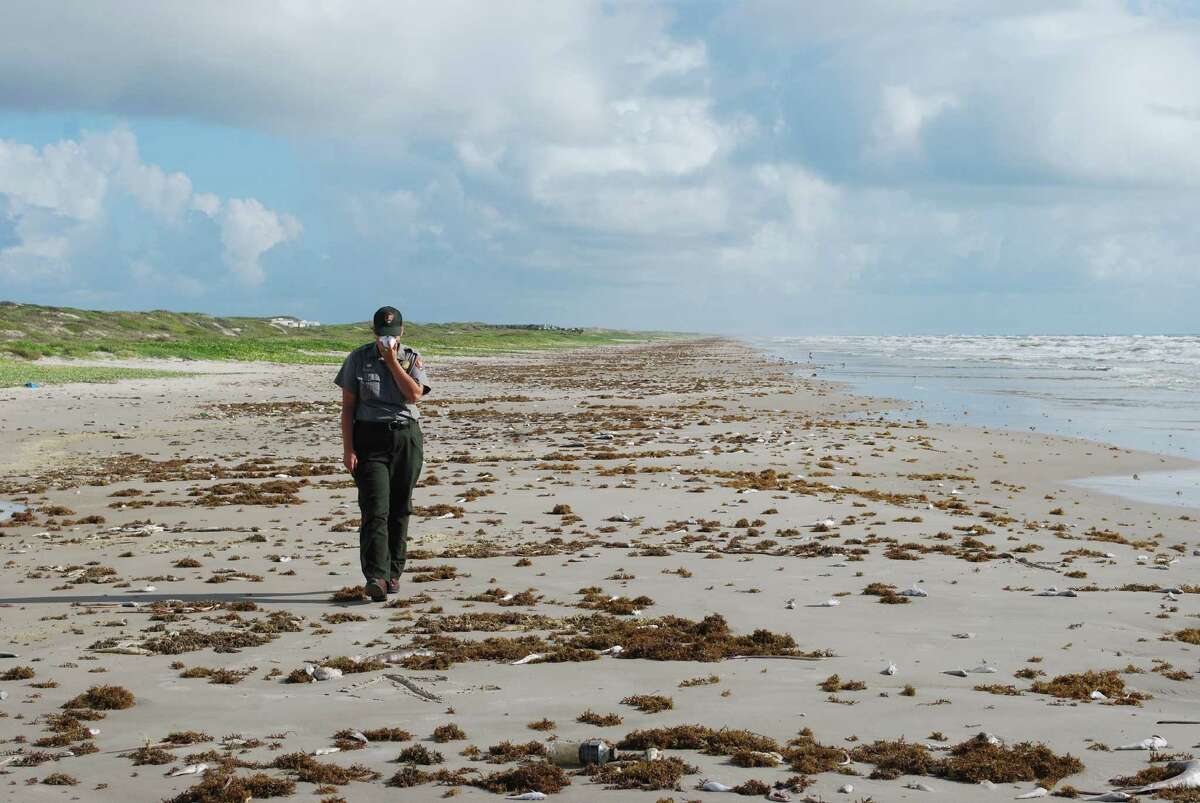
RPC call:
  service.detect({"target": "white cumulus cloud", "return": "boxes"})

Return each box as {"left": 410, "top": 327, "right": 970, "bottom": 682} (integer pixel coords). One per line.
{"left": 0, "top": 128, "right": 300, "bottom": 285}
{"left": 218, "top": 199, "right": 302, "bottom": 286}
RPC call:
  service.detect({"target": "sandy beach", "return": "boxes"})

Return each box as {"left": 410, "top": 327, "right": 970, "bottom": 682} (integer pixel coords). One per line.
{"left": 1, "top": 338, "right": 1198, "bottom": 802}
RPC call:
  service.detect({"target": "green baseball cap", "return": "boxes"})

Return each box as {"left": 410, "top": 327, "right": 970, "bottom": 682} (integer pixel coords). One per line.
{"left": 372, "top": 306, "right": 403, "bottom": 335}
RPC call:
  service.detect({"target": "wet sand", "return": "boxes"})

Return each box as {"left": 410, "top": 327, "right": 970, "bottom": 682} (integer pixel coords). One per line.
{"left": 1, "top": 338, "right": 1198, "bottom": 802}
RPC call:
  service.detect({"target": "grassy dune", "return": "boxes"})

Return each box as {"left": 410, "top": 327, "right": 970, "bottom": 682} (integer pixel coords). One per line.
{"left": 0, "top": 360, "right": 190, "bottom": 387}
{"left": 0, "top": 302, "right": 672, "bottom": 368}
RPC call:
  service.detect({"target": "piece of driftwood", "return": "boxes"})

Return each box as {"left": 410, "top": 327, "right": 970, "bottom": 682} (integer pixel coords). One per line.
{"left": 384, "top": 673, "right": 442, "bottom": 702}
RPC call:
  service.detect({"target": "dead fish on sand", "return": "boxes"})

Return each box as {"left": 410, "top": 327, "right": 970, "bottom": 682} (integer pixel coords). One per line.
{"left": 946, "top": 663, "right": 997, "bottom": 677}
{"left": 1120, "top": 758, "right": 1200, "bottom": 793}
{"left": 1116, "top": 735, "right": 1168, "bottom": 750}
{"left": 1034, "top": 587, "right": 1078, "bottom": 597}
{"left": 698, "top": 779, "right": 735, "bottom": 792}
{"left": 1016, "top": 787, "right": 1049, "bottom": 799}
{"left": 169, "top": 763, "right": 208, "bottom": 777}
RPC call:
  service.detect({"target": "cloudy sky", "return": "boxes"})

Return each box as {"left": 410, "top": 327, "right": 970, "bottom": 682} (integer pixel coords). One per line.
{"left": 1, "top": 0, "right": 1198, "bottom": 334}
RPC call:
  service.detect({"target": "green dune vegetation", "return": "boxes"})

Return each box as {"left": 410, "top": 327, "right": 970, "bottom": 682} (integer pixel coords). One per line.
{"left": 0, "top": 361, "right": 193, "bottom": 387}
{"left": 0, "top": 301, "right": 673, "bottom": 386}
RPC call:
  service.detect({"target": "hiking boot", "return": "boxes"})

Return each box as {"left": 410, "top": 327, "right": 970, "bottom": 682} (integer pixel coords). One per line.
{"left": 386, "top": 579, "right": 400, "bottom": 594}
{"left": 364, "top": 579, "right": 387, "bottom": 602}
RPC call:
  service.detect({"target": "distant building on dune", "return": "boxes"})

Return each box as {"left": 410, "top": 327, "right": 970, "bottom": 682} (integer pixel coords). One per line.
{"left": 492, "top": 323, "right": 584, "bottom": 332}
{"left": 269, "top": 316, "right": 320, "bottom": 328}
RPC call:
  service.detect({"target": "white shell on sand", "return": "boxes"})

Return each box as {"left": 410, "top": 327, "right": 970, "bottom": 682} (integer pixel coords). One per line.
{"left": 1016, "top": 787, "right": 1048, "bottom": 798}
{"left": 882, "top": 662, "right": 898, "bottom": 675}
{"left": 311, "top": 666, "right": 342, "bottom": 681}
{"left": 132, "top": 585, "right": 156, "bottom": 593}
{"left": 900, "top": 585, "right": 928, "bottom": 597}
{"left": 785, "top": 598, "right": 796, "bottom": 609}
{"left": 905, "top": 782, "right": 935, "bottom": 791}
{"left": 0, "top": 690, "right": 7, "bottom": 701}
{"left": 945, "top": 668, "right": 969, "bottom": 677}
{"left": 312, "top": 747, "right": 340, "bottom": 755}
{"left": 1034, "top": 587, "right": 1078, "bottom": 597}
{"left": 815, "top": 599, "right": 840, "bottom": 607}
{"left": 599, "top": 645, "right": 623, "bottom": 656}
{"left": 1117, "top": 735, "right": 1168, "bottom": 750}
{"left": 969, "top": 663, "right": 998, "bottom": 674}
{"left": 1090, "top": 690, "right": 1108, "bottom": 700}
{"left": 838, "top": 783, "right": 854, "bottom": 793}
{"left": 169, "top": 763, "right": 208, "bottom": 777}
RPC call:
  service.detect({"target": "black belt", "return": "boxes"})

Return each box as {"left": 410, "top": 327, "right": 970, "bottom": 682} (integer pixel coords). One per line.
{"left": 357, "top": 418, "right": 412, "bottom": 430}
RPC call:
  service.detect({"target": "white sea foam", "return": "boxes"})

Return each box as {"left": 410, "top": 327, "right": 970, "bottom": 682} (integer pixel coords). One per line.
{"left": 765, "top": 335, "right": 1200, "bottom": 393}
{"left": 758, "top": 334, "right": 1200, "bottom": 507}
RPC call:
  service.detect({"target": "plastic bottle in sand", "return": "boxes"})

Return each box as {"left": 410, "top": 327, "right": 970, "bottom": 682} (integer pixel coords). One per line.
{"left": 550, "top": 738, "right": 617, "bottom": 767}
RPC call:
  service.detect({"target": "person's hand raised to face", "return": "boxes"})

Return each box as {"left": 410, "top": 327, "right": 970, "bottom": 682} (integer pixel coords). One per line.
{"left": 376, "top": 336, "right": 401, "bottom": 364}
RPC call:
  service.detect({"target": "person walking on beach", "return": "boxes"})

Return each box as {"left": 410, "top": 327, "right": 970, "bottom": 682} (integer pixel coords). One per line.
{"left": 335, "top": 306, "right": 431, "bottom": 601}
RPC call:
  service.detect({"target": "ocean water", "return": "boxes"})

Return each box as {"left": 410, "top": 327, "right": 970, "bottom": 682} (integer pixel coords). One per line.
{"left": 755, "top": 335, "right": 1200, "bottom": 508}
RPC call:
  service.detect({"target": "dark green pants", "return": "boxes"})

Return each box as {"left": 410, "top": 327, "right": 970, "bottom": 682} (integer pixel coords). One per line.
{"left": 353, "top": 420, "right": 423, "bottom": 582}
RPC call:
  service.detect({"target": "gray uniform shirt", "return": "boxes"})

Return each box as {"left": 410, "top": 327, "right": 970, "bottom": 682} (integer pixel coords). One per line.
{"left": 335, "top": 342, "right": 431, "bottom": 424}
